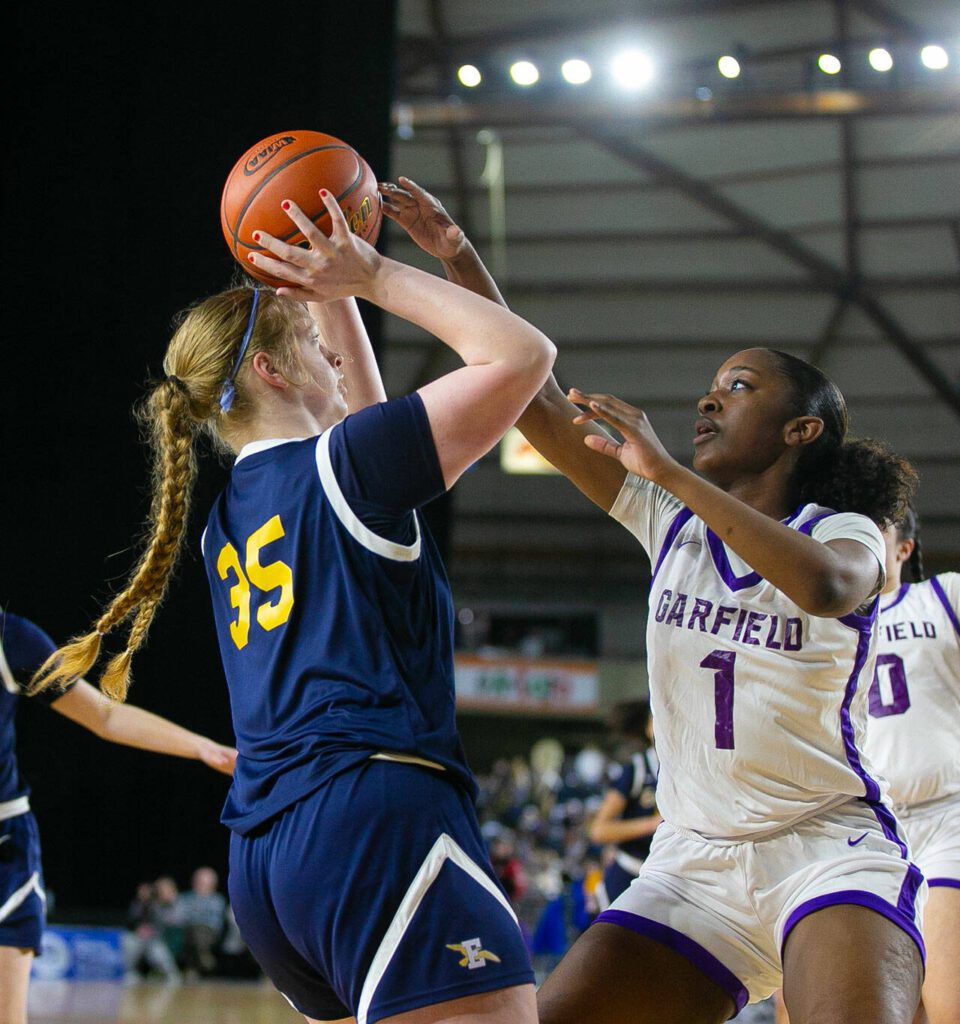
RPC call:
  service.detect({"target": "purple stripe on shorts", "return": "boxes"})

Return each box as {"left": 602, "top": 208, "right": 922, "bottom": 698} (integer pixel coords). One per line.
{"left": 651, "top": 507, "right": 695, "bottom": 585}
{"left": 930, "top": 577, "right": 960, "bottom": 638}
{"left": 865, "top": 799, "right": 908, "bottom": 859}
{"left": 839, "top": 629, "right": 882, "bottom": 803}
{"left": 928, "top": 877, "right": 960, "bottom": 889}
{"left": 880, "top": 583, "right": 911, "bottom": 613}
{"left": 596, "top": 909, "right": 748, "bottom": 1015}
{"left": 897, "top": 862, "right": 924, "bottom": 921}
{"left": 781, "top": 890, "right": 925, "bottom": 964}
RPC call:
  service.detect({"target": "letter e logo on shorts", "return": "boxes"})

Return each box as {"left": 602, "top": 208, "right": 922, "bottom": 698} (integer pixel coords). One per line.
{"left": 446, "top": 937, "right": 501, "bottom": 969}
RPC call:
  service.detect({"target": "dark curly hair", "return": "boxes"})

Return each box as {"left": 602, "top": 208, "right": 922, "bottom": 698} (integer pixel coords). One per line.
{"left": 768, "top": 350, "right": 918, "bottom": 526}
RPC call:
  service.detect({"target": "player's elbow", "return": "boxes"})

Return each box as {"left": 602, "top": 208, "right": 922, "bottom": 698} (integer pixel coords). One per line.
{"left": 798, "top": 571, "right": 868, "bottom": 618}
{"left": 589, "top": 821, "right": 613, "bottom": 844}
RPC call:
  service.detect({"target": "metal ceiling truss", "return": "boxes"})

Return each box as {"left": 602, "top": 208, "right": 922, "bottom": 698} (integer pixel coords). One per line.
{"left": 397, "top": 0, "right": 960, "bottom": 413}
{"left": 577, "top": 124, "right": 960, "bottom": 418}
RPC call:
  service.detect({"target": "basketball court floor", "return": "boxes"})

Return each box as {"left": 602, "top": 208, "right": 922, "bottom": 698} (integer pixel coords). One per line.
{"left": 28, "top": 979, "right": 298, "bottom": 1024}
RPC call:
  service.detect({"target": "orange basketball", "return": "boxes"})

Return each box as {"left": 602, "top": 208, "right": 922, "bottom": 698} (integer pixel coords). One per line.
{"left": 220, "top": 130, "right": 382, "bottom": 287}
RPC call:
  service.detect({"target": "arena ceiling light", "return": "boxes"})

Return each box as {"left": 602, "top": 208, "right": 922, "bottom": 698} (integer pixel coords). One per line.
{"left": 717, "top": 55, "right": 741, "bottom": 79}
{"left": 457, "top": 64, "right": 482, "bottom": 87}
{"left": 561, "top": 59, "right": 592, "bottom": 85}
{"left": 510, "top": 60, "right": 540, "bottom": 86}
{"left": 611, "top": 49, "right": 655, "bottom": 90}
{"left": 818, "top": 53, "right": 842, "bottom": 75}
{"left": 868, "top": 48, "right": 894, "bottom": 72}
{"left": 920, "top": 45, "right": 949, "bottom": 70}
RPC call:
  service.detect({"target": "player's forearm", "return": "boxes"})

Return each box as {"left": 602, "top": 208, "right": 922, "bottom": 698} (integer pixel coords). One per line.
{"left": 364, "top": 258, "right": 554, "bottom": 374}
{"left": 657, "top": 463, "right": 875, "bottom": 616}
{"left": 590, "top": 814, "right": 661, "bottom": 845}
{"left": 439, "top": 242, "right": 508, "bottom": 308}
{"left": 307, "top": 297, "right": 386, "bottom": 412}
{"left": 96, "top": 701, "right": 209, "bottom": 762}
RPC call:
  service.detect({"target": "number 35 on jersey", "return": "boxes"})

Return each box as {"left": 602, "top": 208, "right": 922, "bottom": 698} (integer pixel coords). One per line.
{"left": 216, "top": 514, "right": 294, "bottom": 649}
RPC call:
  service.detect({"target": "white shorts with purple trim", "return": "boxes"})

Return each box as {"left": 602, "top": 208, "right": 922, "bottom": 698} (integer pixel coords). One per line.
{"left": 596, "top": 798, "right": 925, "bottom": 1013}
{"left": 898, "top": 791, "right": 960, "bottom": 889}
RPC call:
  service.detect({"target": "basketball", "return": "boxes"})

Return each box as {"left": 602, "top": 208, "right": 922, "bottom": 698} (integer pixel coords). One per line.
{"left": 220, "top": 130, "right": 382, "bottom": 286}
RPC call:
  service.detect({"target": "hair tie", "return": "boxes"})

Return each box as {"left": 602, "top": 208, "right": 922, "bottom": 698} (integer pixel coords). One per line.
{"left": 219, "top": 289, "right": 261, "bottom": 413}
{"left": 167, "top": 374, "right": 189, "bottom": 394}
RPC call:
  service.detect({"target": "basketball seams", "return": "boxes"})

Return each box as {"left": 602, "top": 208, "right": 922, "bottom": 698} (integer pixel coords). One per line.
{"left": 221, "top": 134, "right": 381, "bottom": 285}
{"left": 227, "top": 145, "right": 362, "bottom": 248}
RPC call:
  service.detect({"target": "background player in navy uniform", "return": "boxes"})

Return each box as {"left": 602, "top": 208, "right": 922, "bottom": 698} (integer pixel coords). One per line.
{"left": 590, "top": 700, "right": 660, "bottom": 910}
{"left": 0, "top": 609, "right": 235, "bottom": 1024}
{"left": 380, "top": 178, "right": 923, "bottom": 1024}
{"left": 35, "top": 189, "right": 555, "bottom": 1024}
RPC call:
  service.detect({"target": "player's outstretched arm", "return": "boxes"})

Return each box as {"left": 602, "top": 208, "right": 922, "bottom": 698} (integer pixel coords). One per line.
{"left": 380, "top": 176, "right": 628, "bottom": 512}
{"left": 306, "top": 296, "right": 386, "bottom": 415}
{"left": 250, "top": 189, "right": 556, "bottom": 490}
{"left": 572, "top": 389, "right": 882, "bottom": 617}
{"left": 50, "top": 681, "right": 237, "bottom": 775}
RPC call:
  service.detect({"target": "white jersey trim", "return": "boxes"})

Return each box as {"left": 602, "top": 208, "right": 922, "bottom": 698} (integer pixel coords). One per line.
{"left": 0, "top": 796, "right": 30, "bottom": 822}
{"left": 315, "top": 430, "right": 422, "bottom": 562}
{"left": 0, "top": 871, "right": 44, "bottom": 924}
{"left": 355, "top": 832, "right": 517, "bottom": 1024}
{"left": 0, "top": 637, "right": 17, "bottom": 695}
{"left": 234, "top": 437, "right": 307, "bottom": 464}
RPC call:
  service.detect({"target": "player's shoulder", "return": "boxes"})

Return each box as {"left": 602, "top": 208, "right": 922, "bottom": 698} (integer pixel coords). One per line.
{"left": 0, "top": 610, "right": 55, "bottom": 652}
{"left": 928, "top": 572, "right": 960, "bottom": 611}
{"left": 0, "top": 610, "right": 57, "bottom": 687}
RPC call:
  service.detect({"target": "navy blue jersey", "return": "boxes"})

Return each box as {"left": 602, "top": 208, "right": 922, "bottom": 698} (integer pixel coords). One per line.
{"left": 0, "top": 611, "right": 72, "bottom": 803}
{"left": 607, "top": 748, "right": 660, "bottom": 860}
{"left": 203, "top": 395, "right": 477, "bottom": 835}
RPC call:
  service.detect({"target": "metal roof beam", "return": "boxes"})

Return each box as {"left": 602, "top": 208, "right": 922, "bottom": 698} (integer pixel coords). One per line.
{"left": 402, "top": 1, "right": 787, "bottom": 56}
{"left": 395, "top": 87, "right": 960, "bottom": 131}
{"left": 579, "top": 126, "right": 960, "bottom": 418}
{"left": 846, "top": 0, "right": 928, "bottom": 41}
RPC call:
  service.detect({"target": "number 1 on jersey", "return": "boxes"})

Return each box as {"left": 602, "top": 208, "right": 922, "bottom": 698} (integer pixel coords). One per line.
{"left": 701, "top": 649, "right": 736, "bottom": 749}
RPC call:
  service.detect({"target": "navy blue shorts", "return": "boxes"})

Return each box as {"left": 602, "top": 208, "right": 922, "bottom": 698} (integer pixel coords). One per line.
{"left": 600, "top": 859, "right": 636, "bottom": 908}
{"left": 0, "top": 810, "right": 46, "bottom": 954}
{"left": 229, "top": 760, "right": 533, "bottom": 1023}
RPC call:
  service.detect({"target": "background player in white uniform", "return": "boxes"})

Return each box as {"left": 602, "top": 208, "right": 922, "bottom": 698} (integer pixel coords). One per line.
{"left": 35, "top": 191, "right": 555, "bottom": 1024}
{"left": 864, "top": 509, "right": 960, "bottom": 1024}
{"left": 0, "top": 609, "right": 235, "bottom": 1024}
{"left": 380, "top": 179, "right": 923, "bottom": 1024}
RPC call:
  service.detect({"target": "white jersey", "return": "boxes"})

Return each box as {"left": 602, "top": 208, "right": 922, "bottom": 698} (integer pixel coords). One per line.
{"left": 863, "top": 574, "right": 960, "bottom": 809}
{"left": 611, "top": 475, "right": 887, "bottom": 840}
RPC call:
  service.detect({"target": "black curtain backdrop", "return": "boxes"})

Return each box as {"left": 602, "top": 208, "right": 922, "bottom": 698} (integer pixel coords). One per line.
{"left": 5, "top": 1, "right": 398, "bottom": 913}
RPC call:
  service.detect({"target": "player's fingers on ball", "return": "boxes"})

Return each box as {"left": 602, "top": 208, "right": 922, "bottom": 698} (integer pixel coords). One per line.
{"left": 318, "top": 189, "right": 350, "bottom": 239}
{"left": 254, "top": 230, "right": 313, "bottom": 267}
{"left": 283, "top": 202, "right": 332, "bottom": 252}
{"left": 247, "top": 252, "right": 305, "bottom": 282}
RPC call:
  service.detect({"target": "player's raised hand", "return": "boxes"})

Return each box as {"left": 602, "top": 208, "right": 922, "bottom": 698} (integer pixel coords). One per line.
{"left": 568, "top": 388, "right": 678, "bottom": 485}
{"left": 379, "top": 176, "right": 467, "bottom": 262}
{"left": 249, "top": 190, "right": 381, "bottom": 304}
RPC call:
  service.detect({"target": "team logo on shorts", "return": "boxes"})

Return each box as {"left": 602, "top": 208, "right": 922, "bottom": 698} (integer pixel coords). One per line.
{"left": 446, "top": 937, "right": 501, "bottom": 969}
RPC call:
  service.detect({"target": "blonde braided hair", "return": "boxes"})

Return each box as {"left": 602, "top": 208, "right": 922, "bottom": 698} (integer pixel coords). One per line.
{"left": 32, "top": 286, "right": 308, "bottom": 701}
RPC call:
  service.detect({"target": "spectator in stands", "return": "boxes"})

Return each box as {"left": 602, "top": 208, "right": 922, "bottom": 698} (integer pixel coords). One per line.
{"left": 177, "top": 866, "right": 226, "bottom": 978}
{"left": 122, "top": 880, "right": 180, "bottom": 983}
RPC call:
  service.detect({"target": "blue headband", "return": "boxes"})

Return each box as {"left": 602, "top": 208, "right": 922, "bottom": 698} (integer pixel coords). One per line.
{"left": 219, "top": 289, "right": 261, "bottom": 413}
